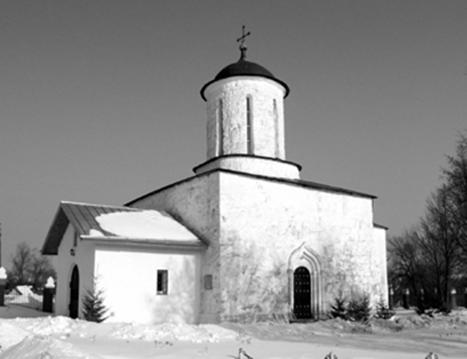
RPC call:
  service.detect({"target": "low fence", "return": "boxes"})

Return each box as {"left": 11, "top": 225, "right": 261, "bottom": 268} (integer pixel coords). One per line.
{"left": 389, "top": 287, "right": 467, "bottom": 310}
{"left": 235, "top": 348, "right": 440, "bottom": 359}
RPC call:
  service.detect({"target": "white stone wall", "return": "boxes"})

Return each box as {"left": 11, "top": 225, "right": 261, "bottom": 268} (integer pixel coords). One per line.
{"left": 54, "top": 225, "right": 95, "bottom": 318}
{"left": 129, "top": 171, "right": 387, "bottom": 322}
{"left": 215, "top": 171, "right": 386, "bottom": 320}
{"left": 128, "top": 173, "right": 221, "bottom": 322}
{"left": 204, "top": 77, "right": 287, "bottom": 160}
{"left": 94, "top": 246, "right": 201, "bottom": 324}
{"left": 371, "top": 227, "right": 389, "bottom": 305}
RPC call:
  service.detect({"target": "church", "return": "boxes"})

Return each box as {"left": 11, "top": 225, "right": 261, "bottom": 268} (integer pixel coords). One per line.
{"left": 42, "top": 36, "right": 388, "bottom": 324}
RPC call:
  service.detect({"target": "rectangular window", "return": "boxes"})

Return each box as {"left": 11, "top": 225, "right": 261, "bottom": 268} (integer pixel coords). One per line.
{"left": 157, "top": 269, "right": 168, "bottom": 295}
{"left": 204, "top": 274, "right": 213, "bottom": 290}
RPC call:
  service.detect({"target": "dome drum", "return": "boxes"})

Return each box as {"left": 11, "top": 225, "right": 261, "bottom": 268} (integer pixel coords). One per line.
{"left": 199, "top": 54, "right": 292, "bottom": 178}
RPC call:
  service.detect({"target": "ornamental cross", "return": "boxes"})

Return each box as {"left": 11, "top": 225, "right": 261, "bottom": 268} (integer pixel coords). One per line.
{"left": 236, "top": 25, "right": 251, "bottom": 59}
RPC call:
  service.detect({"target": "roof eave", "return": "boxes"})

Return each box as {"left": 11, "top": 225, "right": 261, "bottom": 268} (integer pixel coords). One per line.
{"left": 81, "top": 236, "right": 206, "bottom": 251}
{"left": 126, "top": 168, "right": 377, "bottom": 207}
{"left": 200, "top": 74, "right": 290, "bottom": 101}
{"left": 373, "top": 223, "right": 389, "bottom": 230}
{"left": 41, "top": 206, "right": 69, "bottom": 255}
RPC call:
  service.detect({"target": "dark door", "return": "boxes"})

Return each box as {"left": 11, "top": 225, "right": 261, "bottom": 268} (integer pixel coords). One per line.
{"left": 69, "top": 265, "right": 79, "bottom": 319}
{"left": 293, "top": 266, "right": 312, "bottom": 319}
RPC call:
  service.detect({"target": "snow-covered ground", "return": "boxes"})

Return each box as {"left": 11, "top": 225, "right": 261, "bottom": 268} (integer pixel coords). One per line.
{"left": 0, "top": 304, "right": 466, "bottom": 358}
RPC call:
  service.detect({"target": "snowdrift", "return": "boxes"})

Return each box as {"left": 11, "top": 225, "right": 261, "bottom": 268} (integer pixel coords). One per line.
{"left": 0, "top": 336, "right": 103, "bottom": 359}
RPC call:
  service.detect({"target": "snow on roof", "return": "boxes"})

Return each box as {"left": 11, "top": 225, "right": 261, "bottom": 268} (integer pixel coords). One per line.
{"left": 93, "top": 210, "right": 197, "bottom": 240}
{"left": 87, "top": 229, "right": 105, "bottom": 237}
{"left": 42, "top": 201, "right": 203, "bottom": 255}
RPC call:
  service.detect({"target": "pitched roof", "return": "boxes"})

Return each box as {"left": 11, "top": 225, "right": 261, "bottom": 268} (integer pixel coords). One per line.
{"left": 126, "top": 168, "right": 376, "bottom": 206}
{"left": 42, "top": 201, "right": 203, "bottom": 255}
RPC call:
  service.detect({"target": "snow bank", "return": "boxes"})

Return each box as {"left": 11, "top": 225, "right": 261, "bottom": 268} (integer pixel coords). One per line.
{"left": 1, "top": 314, "right": 467, "bottom": 358}
{"left": 111, "top": 322, "right": 237, "bottom": 343}
{"left": 389, "top": 309, "right": 467, "bottom": 330}
{"left": 95, "top": 210, "right": 197, "bottom": 240}
{"left": 14, "top": 316, "right": 79, "bottom": 337}
{"left": 6, "top": 316, "right": 237, "bottom": 345}
{"left": 0, "top": 322, "right": 30, "bottom": 349}
{"left": 0, "top": 336, "right": 103, "bottom": 359}
{"left": 11, "top": 316, "right": 115, "bottom": 340}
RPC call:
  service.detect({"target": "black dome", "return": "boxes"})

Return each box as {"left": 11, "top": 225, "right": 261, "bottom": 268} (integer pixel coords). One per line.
{"left": 201, "top": 58, "right": 289, "bottom": 101}
{"left": 214, "top": 59, "right": 275, "bottom": 80}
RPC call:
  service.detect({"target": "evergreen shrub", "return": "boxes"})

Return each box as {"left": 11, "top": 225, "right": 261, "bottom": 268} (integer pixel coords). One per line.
{"left": 347, "top": 294, "right": 371, "bottom": 322}
{"left": 375, "top": 298, "right": 395, "bottom": 319}
{"left": 330, "top": 294, "right": 348, "bottom": 320}
{"left": 82, "top": 288, "right": 109, "bottom": 323}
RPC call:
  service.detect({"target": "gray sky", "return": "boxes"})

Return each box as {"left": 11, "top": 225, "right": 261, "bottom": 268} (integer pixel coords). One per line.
{"left": 0, "top": 1, "right": 466, "bottom": 266}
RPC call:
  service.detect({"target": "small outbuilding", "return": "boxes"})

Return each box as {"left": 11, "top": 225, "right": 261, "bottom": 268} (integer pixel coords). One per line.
{"left": 42, "top": 202, "right": 204, "bottom": 323}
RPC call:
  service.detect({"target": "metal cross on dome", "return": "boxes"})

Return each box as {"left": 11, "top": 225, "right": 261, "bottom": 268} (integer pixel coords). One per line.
{"left": 237, "top": 25, "right": 251, "bottom": 59}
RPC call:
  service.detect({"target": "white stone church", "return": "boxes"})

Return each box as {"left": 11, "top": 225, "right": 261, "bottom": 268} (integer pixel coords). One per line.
{"left": 42, "top": 44, "right": 388, "bottom": 324}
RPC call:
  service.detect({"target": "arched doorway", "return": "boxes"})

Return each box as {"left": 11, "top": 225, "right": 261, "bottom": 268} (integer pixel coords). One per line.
{"left": 69, "top": 265, "right": 79, "bottom": 319}
{"left": 288, "top": 243, "right": 322, "bottom": 320}
{"left": 293, "top": 266, "right": 312, "bottom": 319}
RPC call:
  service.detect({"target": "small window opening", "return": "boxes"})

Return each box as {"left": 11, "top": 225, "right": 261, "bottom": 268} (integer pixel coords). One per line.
{"left": 246, "top": 96, "right": 254, "bottom": 154}
{"left": 73, "top": 231, "right": 78, "bottom": 247}
{"left": 218, "top": 99, "right": 224, "bottom": 156}
{"left": 273, "top": 99, "right": 280, "bottom": 157}
{"left": 204, "top": 274, "right": 213, "bottom": 290}
{"left": 157, "top": 269, "right": 168, "bottom": 295}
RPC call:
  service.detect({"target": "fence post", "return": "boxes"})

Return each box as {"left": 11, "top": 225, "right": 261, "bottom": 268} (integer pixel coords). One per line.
{"left": 403, "top": 288, "right": 410, "bottom": 309}
{"left": 464, "top": 288, "right": 467, "bottom": 308}
{"left": 42, "top": 276, "right": 55, "bottom": 313}
{"left": 0, "top": 267, "right": 7, "bottom": 306}
{"left": 417, "top": 288, "right": 425, "bottom": 311}
{"left": 389, "top": 287, "right": 394, "bottom": 309}
{"left": 450, "top": 288, "right": 457, "bottom": 310}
